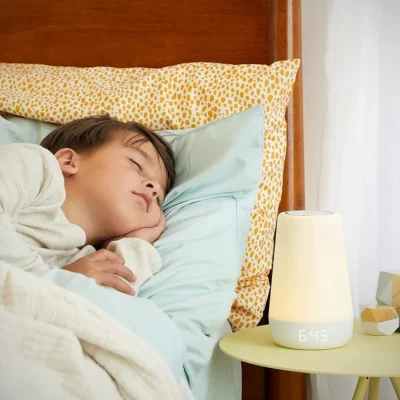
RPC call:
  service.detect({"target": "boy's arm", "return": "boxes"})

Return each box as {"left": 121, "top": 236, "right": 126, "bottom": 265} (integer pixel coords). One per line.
{"left": 0, "top": 213, "right": 49, "bottom": 273}
{"left": 0, "top": 144, "right": 62, "bottom": 272}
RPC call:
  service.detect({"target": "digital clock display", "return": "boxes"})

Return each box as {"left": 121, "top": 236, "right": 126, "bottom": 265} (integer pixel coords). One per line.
{"left": 298, "top": 329, "right": 328, "bottom": 342}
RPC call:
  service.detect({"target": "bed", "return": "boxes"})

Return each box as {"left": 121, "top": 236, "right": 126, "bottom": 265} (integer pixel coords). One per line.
{"left": 0, "top": 0, "right": 306, "bottom": 399}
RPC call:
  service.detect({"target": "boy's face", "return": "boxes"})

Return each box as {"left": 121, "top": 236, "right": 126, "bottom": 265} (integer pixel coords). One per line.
{"left": 60, "top": 130, "right": 168, "bottom": 241}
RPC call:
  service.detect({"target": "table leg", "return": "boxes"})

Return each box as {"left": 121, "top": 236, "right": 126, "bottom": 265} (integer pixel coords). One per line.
{"left": 368, "top": 378, "right": 380, "bottom": 400}
{"left": 390, "top": 378, "right": 400, "bottom": 399}
{"left": 353, "top": 377, "right": 369, "bottom": 400}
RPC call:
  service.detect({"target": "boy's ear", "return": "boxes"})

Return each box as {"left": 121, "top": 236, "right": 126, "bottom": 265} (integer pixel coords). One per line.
{"left": 55, "top": 148, "right": 79, "bottom": 177}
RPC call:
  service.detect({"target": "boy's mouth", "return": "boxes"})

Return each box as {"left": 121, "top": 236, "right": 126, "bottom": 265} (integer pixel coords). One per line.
{"left": 134, "top": 192, "right": 152, "bottom": 211}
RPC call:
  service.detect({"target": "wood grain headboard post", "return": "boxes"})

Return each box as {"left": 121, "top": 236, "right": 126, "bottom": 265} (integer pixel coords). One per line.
{"left": 266, "top": 1, "right": 307, "bottom": 399}
{"left": 270, "top": 0, "right": 305, "bottom": 213}
{"left": 243, "top": 1, "right": 306, "bottom": 399}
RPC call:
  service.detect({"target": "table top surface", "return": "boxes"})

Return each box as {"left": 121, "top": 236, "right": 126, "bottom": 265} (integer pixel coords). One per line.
{"left": 219, "top": 319, "right": 400, "bottom": 377}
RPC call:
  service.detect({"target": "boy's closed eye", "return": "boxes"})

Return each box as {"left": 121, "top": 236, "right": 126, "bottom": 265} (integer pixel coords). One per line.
{"left": 130, "top": 158, "right": 142, "bottom": 171}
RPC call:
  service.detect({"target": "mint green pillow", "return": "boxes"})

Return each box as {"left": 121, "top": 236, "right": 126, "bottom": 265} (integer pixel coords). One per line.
{"left": 148, "top": 106, "right": 263, "bottom": 385}
{"left": 0, "top": 115, "right": 56, "bottom": 145}
{"left": 0, "top": 105, "right": 264, "bottom": 387}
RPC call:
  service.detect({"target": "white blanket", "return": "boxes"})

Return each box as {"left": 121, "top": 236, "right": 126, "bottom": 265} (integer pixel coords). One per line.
{"left": 0, "top": 262, "right": 185, "bottom": 400}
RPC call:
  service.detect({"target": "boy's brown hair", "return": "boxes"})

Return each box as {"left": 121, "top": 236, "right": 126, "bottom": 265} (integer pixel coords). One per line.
{"left": 41, "top": 115, "right": 176, "bottom": 193}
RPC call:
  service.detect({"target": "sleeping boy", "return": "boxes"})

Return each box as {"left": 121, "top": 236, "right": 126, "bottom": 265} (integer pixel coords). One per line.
{"left": 0, "top": 114, "right": 176, "bottom": 295}
{"left": 0, "top": 114, "right": 187, "bottom": 383}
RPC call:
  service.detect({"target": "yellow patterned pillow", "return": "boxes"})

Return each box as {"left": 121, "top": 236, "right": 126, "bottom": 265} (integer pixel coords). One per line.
{"left": 0, "top": 60, "right": 300, "bottom": 331}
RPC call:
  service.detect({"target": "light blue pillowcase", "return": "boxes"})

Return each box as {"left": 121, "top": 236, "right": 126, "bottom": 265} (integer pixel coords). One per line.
{"left": 149, "top": 106, "right": 263, "bottom": 385}
{"left": 0, "top": 115, "right": 56, "bottom": 145}
{"left": 0, "top": 105, "right": 264, "bottom": 387}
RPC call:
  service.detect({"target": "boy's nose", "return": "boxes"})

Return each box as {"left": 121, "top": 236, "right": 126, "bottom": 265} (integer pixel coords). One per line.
{"left": 145, "top": 181, "right": 160, "bottom": 198}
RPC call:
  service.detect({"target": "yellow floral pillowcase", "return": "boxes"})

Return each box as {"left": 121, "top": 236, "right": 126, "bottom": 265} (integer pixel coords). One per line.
{"left": 0, "top": 60, "right": 300, "bottom": 330}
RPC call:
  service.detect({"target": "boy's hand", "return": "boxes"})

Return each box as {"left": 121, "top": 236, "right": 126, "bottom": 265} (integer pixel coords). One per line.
{"left": 62, "top": 249, "right": 136, "bottom": 295}
{"left": 128, "top": 212, "right": 166, "bottom": 243}
{"left": 102, "top": 213, "right": 166, "bottom": 248}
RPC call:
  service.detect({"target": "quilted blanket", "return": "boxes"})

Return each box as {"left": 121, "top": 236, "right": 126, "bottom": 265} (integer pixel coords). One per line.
{"left": 0, "top": 262, "right": 184, "bottom": 400}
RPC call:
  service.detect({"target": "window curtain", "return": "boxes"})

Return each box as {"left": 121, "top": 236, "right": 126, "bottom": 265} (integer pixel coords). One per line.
{"left": 302, "top": 0, "right": 399, "bottom": 398}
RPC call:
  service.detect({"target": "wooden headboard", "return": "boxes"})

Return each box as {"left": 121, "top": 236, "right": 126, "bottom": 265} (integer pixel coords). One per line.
{"left": 0, "top": 0, "right": 305, "bottom": 398}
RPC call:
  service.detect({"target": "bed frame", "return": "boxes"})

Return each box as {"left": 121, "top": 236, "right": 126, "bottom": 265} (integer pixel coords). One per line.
{"left": 0, "top": 0, "right": 306, "bottom": 398}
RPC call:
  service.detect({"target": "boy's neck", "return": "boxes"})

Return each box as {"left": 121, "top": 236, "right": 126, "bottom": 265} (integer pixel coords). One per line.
{"left": 61, "top": 198, "right": 99, "bottom": 246}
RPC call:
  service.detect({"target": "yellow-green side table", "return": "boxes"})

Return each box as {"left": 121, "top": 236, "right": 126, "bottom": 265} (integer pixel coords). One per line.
{"left": 219, "top": 319, "right": 400, "bottom": 399}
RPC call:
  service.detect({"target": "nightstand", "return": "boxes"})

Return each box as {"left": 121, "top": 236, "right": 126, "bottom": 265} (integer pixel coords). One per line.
{"left": 220, "top": 319, "right": 400, "bottom": 399}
